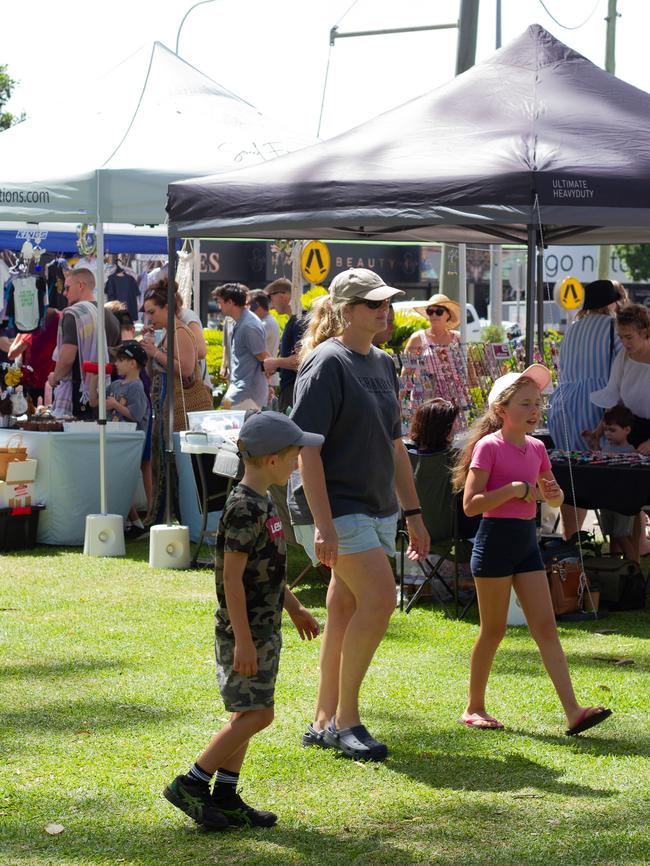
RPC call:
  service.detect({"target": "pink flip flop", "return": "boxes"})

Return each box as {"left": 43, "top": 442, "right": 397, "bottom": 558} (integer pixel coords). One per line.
{"left": 459, "top": 714, "right": 504, "bottom": 730}
{"left": 566, "top": 707, "right": 612, "bottom": 736}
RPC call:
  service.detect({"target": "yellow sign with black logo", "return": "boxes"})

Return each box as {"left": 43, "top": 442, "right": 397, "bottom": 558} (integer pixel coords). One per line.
{"left": 301, "top": 241, "right": 330, "bottom": 284}
{"left": 556, "top": 276, "right": 584, "bottom": 311}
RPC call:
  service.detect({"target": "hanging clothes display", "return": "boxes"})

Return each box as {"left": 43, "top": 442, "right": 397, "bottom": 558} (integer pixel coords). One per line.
{"left": 5, "top": 274, "right": 46, "bottom": 332}
{"left": 46, "top": 257, "right": 69, "bottom": 311}
{"left": 105, "top": 265, "right": 140, "bottom": 320}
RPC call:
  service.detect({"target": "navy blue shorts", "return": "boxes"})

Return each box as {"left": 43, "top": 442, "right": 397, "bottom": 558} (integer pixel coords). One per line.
{"left": 471, "top": 518, "right": 544, "bottom": 578}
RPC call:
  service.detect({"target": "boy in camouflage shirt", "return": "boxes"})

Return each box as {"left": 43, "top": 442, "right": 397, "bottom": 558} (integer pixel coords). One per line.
{"left": 164, "top": 411, "right": 323, "bottom": 831}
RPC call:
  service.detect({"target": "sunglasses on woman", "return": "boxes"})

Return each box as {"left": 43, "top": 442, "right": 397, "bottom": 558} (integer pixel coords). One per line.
{"left": 426, "top": 306, "right": 448, "bottom": 317}
{"left": 351, "top": 298, "right": 387, "bottom": 310}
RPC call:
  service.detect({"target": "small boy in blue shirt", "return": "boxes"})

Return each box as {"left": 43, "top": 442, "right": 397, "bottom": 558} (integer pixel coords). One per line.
{"left": 105, "top": 340, "right": 150, "bottom": 432}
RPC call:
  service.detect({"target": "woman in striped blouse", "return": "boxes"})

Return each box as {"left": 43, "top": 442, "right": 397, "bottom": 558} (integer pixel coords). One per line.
{"left": 547, "top": 279, "right": 622, "bottom": 539}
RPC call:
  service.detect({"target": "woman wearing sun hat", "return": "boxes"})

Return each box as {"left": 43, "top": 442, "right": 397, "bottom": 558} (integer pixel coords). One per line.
{"left": 404, "top": 293, "right": 461, "bottom": 353}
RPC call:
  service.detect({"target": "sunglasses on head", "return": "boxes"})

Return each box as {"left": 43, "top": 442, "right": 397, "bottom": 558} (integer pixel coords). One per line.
{"left": 351, "top": 298, "right": 386, "bottom": 310}
{"left": 426, "top": 306, "right": 448, "bottom": 317}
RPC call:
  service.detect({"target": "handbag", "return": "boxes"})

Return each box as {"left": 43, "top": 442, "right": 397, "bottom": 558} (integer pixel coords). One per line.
{"left": 163, "top": 323, "right": 213, "bottom": 433}
{"left": 546, "top": 559, "right": 583, "bottom": 616}
{"left": 583, "top": 555, "right": 647, "bottom": 611}
{"left": 0, "top": 433, "right": 28, "bottom": 480}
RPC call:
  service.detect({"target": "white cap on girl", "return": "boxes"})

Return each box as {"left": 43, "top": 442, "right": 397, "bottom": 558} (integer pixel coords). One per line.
{"left": 487, "top": 364, "right": 552, "bottom": 406}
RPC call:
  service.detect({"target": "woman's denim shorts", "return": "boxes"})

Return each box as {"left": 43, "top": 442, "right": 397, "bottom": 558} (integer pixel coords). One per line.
{"left": 294, "top": 512, "right": 399, "bottom": 566}
{"left": 470, "top": 518, "right": 544, "bottom": 578}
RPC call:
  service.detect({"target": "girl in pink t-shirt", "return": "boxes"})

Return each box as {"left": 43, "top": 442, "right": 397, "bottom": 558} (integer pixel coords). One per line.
{"left": 452, "top": 366, "right": 612, "bottom": 737}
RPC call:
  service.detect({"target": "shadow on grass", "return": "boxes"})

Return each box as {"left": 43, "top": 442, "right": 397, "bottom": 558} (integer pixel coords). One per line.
{"left": 389, "top": 749, "right": 611, "bottom": 799}
{"left": 0, "top": 657, "right": 127, "bottom": 681}
{"left": 366, "top": 711, "right": 614, "bottom": 799}
{"left": 506, "top": 725, "right": 649, "bottom": 759}
{"left": 0, "top": 698, "right": 181, "bottom": 735}
{"left": 3, "top": 791, "right": 648, "bottom": 866}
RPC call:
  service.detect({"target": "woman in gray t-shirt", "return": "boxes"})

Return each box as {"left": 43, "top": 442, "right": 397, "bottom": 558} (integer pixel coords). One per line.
{"left": 290, "top": 268, "right": 429, "bottom": 762}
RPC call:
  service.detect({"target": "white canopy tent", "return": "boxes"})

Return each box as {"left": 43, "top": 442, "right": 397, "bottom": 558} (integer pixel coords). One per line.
{"left": 0, "top": 41, "right": 311, "bottom": 527}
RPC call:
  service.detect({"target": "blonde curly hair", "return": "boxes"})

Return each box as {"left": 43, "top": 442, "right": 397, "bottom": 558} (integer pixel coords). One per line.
{"left": 298, "top": 295, "right": 351, "bottom": 363}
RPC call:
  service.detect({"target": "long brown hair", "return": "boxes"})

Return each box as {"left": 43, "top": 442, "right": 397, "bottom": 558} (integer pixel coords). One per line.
{"left": 452, "top": 377, "right": 536, "bottom": 491}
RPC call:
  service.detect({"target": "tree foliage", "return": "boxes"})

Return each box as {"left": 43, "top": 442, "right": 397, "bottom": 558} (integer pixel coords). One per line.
{"left": 0, "top": 64, "right": 19, "bottom": 130}
{"left": 614, "top": 244, "right": 650, "bottom": 282}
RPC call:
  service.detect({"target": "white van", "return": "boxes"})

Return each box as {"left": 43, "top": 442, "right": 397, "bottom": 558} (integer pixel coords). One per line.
{"left": 392, "top": 300, "right": 483, "bottom": 342}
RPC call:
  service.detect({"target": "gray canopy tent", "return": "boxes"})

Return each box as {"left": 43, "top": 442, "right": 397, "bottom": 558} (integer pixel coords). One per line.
{"left": 0, "top": 42, "right": 310, "bottom": 533}
{"left": 167, "top": 24, "right": 650, "bottom": 365}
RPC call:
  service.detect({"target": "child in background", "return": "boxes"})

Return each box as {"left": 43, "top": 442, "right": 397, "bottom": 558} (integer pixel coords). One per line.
{"left": 599, "top": 404, "right": 640, "bottom": 563}
{"left": 107, "top": 305, "right": 153, "bottom": 520}
{"left": 106, "top": 341, "right": 149, "bottom": 431}
{"left": 106, "top": 341, "right": 151, "bottom": 538}
{"left": 164, "top": 411, "right": 322, "bottom": 831}
{"left": 407, "top": 399, "right": 475, "bottom": 589}
{"left": 409, "top": 397, "right": 459, "bottom": 455}
{"left": 453, "top": 365, "right": 612, "bottom": 736}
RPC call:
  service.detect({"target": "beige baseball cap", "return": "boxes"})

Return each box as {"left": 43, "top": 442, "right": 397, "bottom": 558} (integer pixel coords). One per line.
{"left": 329, "top": 268, "right": 405, "bottom": 302}
{"left": 487, "top": 364, "right": 552, "bottom": 406}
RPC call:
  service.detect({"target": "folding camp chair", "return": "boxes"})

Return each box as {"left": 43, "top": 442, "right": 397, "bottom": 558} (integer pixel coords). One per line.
{"left": 400, "top": 449, "right": 480, "bottom": 619}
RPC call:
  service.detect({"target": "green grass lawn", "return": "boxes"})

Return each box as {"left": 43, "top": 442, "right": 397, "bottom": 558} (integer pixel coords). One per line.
{"left": 1, "top": 541, "right": 649, "bottom": 866}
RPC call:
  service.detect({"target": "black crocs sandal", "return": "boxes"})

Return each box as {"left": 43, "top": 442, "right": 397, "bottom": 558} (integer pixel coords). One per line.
{"left": 323, "top": 722, "right": 388, "bottom": 761}
{"left": 301, "top": 723, "right": 331, "bottom": 748}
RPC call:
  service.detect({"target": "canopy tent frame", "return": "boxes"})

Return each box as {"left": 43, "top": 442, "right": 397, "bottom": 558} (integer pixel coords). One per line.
{"left": 166, "top": 23, "right": 650, "bottom": 373}
{"left": 0, "top": 41, "right": 312, "bottom": 533}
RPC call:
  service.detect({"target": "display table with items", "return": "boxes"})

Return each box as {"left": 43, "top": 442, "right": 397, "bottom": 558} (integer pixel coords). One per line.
{"left": 0, "top": 427, "right": 145, "bottom": 545}
{"left": 176, "top": 410, "right": 245, "bottom": 562}
{"left": 549, "top": 450, "right": 650, "bottom": 515}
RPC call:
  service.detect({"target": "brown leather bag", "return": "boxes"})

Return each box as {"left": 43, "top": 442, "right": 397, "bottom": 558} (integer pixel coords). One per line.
{"left": 547, "top": 559, "right": 582, "bottom": 616}
{"left": 162, "top": 322, "right": 213, "bottom": 433}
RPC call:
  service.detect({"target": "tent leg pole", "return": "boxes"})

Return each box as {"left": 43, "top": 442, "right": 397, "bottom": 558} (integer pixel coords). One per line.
{"left": 536, "top": 237, "right": 545, "bottom": 360}
{"left": 96, "top": 221, "right": 107, "bottom": 515}
{"left": 525, "top": 225, "right": 536, "bottom": 366}
{"left": 193, "top": 239, "right": 201, "bottom": 319}
{"left": 458, "top": 243, "right": 468, "bottom": 346}
{"left": 165, "top": 235, "right": 177, "bottom": 527}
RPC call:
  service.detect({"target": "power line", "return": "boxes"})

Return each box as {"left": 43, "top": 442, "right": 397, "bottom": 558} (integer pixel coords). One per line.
{"left": 536, "top": 0, "right": 602, "bottom": 31}
{"left": 335, "top": 0, "right": 361, "bottom": 27}
{"left": 317, "top": 44, "right": 333, "bottom": 138}
{"left": 318, "top": 0, "right": 361, "bottom": 136}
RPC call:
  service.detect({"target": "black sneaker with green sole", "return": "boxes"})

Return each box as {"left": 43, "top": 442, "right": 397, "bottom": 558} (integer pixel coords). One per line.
{"left": 163, "top": 775, "right": 229, "bottom": 831}
{"left": 212, "top": 789, "right": 277, "bottom": 828}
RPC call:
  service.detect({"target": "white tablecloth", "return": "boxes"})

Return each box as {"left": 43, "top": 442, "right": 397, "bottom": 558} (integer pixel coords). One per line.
{"left": 0, "top": 429, "right": 144, "bottom": 545}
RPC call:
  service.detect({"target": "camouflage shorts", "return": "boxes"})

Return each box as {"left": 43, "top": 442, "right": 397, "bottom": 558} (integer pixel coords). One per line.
{"left": 215, "top": 629, "right": 282, "bottom": 712}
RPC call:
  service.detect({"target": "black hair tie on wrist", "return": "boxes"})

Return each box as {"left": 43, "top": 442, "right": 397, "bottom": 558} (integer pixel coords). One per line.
{"left": 403, "top": 507, "right": 423, "bottom": 517}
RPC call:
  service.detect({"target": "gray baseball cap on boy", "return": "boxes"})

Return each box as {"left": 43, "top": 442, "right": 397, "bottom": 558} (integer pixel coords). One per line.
{"left": 238, "top": 411, "right": 324, "bottom": 458}
{"left": 329, "top": 268, "right": 405, "bottom": 302}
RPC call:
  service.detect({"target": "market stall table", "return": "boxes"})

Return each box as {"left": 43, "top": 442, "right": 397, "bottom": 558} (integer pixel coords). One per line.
{"left": 0, "top": 428, "right": 144, "bottom": 545}
{"left": 550, "top": 455, "right": 650, "bottom": 516}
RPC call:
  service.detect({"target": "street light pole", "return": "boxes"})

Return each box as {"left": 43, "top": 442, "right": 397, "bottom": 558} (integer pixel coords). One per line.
{"left": 176, "top": 0, "right": 218, "bottom": 55}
